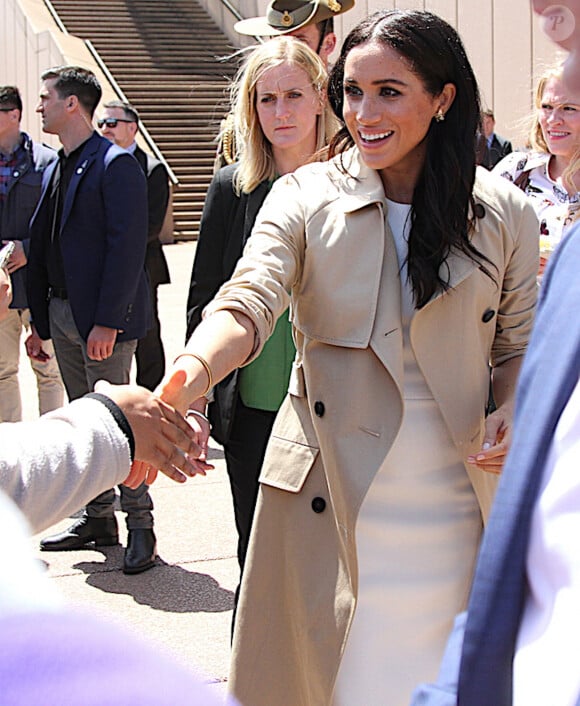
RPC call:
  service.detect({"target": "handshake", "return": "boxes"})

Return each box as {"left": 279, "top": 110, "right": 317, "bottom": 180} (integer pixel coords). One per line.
{"left": 100, "top": 373, "right": 213, "bottom": 490}
{"left": 2, "top": 262, "right": 212, "bottom": 492}
{"left": 3, "top": 243, "right": 213, "bottom": 490}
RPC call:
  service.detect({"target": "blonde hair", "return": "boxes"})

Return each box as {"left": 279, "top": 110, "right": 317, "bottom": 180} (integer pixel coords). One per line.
{"left": 530, "top": 64, "right": 580, "bottom": 192}
{"left": 229, "top": 36, "right": 336, "bottom": 194}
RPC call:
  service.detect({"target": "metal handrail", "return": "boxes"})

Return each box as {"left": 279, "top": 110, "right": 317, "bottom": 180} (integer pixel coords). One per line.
{"left": 43, "top": 0, "right": 68, "bottom": 33}
{"left": 219, "top": 0, "right": 244, "bottom": 21}
{"left": 217, "top": 0, "right": 265, "bottom": 44}
{"left": 85, "top": 41, "right": 179, "bottom": 185}
{"left": 42, "top": 0, "right": 180, "bottom": 185}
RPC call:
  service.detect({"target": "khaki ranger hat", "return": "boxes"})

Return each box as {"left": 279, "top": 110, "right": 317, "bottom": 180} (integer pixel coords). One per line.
{"left": 234, "top": 0, "right": 355, "bottom": 37}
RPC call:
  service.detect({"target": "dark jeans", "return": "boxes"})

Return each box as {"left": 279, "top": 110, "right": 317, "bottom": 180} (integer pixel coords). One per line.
{"left": 88, "top": 483, "right": 154, "bottom": 530}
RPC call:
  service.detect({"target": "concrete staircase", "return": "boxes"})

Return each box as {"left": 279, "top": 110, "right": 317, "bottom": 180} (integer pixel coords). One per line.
{"left": 48, "top": 0, "right": 239, "bottom": 239}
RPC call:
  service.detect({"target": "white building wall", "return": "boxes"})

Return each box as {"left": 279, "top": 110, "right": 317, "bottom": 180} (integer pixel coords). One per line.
{"left": 0, "top": 0, "right": 567, "bottom": 148}
{"left": 205, "top": 0, "right": 566, "bottom": 147}
{"left": 0, "top": 0, "right": 127, "bottom": 146}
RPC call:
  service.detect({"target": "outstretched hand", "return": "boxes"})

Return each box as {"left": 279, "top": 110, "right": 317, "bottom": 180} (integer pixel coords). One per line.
{"left": 156, "top": 367, "right": 196, "bottom": 415}
{"left": 92, "top": 380, "right": 213, "bottom": 487}
{"left": 467, "top": 404, "right": 512, "bottom": 474}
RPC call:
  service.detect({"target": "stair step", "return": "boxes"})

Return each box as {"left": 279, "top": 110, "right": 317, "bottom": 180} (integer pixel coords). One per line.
{"left": 48, "top": 0, "right": 239, "bottom": 239}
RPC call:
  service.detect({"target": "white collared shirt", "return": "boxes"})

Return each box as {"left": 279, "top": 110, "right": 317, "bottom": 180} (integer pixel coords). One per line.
{"left": 513, "top": 375, "right": 580, "bottom": 706}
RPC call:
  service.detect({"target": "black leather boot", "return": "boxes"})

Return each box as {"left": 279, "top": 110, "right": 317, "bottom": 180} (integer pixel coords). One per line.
{"left": 123, "top": 528, "right": 157, "bottom": 575}
{"left": 40, "top": 515, "right": 119, "bottom": 551}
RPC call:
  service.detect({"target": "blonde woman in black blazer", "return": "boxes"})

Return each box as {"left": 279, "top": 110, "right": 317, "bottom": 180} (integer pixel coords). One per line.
{"left": 186, "top": 37, "right": 336, "bottom": 586}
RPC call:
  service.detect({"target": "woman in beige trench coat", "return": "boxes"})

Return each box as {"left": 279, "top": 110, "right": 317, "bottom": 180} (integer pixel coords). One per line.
{"left": 157, "top": 9, "right": 539, "bottom": 706}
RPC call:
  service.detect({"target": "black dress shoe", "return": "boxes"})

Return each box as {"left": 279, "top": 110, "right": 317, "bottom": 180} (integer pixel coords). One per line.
{"left": 123, "top": 528, "right": 157, "bottom": 575}
{"left": 40, "top": 516, "right": 119, "bottom": 551}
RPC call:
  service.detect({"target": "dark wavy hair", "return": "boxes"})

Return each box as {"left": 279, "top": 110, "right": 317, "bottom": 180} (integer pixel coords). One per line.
{"left": 41, "top": 66, "right": 102, "bottom": 118}
{"left": 328, "top": 10, "right": 492, "bottom": 307}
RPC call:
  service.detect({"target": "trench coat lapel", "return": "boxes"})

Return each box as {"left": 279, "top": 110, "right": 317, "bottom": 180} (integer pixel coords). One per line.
{"left": 369, "top": 217, "right": 404, "bottom": 397}
{"left": 437, "top": 250, "right": 479, "bottom": 297}
{"left": 421, "top": 206, "right": 483, "bottom": 312}
{"left": 340, "top": 157, "right": 405, "bottom": 396}
{"left": 335, "top": 150, "right": 485, "bottom": 395}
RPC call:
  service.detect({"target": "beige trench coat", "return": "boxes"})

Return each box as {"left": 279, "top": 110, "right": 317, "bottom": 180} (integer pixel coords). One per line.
{"left": 206, "top": 149, "right": 539, "bottom": 706}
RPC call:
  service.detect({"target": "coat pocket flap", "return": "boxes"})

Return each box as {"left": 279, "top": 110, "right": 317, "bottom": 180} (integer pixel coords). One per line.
{"left": 259, "top": 435, "right": 319, "bottom": 493}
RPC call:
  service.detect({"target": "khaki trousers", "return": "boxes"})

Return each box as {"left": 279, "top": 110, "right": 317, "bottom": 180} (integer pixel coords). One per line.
{"left": 0, "top": 308, "right": 65, "bottom": 422}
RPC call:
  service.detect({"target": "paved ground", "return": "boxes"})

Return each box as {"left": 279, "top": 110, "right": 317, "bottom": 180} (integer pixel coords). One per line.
{"left": 20, "top": 241, "right": 237, "bottom": 702}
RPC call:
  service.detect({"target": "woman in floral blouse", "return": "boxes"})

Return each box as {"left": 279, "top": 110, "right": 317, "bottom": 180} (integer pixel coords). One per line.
{"left": 494, "top": 65, "right": 580, "bottom": 273}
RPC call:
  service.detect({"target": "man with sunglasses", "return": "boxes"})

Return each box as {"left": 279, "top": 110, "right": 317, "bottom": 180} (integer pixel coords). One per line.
{"left": 27, "top": 66, "right": 153, "bottom": 575}
{"left": 90, "top": 99, "right": 171, "bottom": 573}
{"left": 0, "top": 85, "right": 64, "bottom": 424}
{"left": 98, "top": 101, "right": 170, "bottom": 394}
{"left": 215, "top": 0, "right": 354, "bottom": 168}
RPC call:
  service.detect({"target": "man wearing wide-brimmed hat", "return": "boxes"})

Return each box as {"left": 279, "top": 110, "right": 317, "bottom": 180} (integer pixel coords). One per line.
{"left": 216, "top": 0, "right": 354, "bottom": 167}
{"left": 235, "top": 0, "right": 355, "bottom": 68}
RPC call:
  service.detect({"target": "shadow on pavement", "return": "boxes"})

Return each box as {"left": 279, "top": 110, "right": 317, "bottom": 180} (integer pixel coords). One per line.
{"left": 73, "top": 554, "right": 234, "bottom": 614}
{"left": 207, "top": 446, "right": 225, "bottom": 461}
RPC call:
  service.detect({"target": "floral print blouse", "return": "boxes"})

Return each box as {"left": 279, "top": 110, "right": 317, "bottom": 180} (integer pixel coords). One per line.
{"left": 493, "top": 151, "right": 580, "bottom": 253}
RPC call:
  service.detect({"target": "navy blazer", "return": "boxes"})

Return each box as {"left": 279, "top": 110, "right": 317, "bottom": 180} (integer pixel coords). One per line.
{"left": 185, "top": 164, "right": 269, "bottom": 444}
{"left": 27, "top": 132, "right": 151, "bottom": 342}
{"left": 411, "top": 228, "right": 580, "bottom": 706}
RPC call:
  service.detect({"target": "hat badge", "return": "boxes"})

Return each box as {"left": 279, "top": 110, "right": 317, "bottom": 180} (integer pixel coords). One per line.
{"left": 281, "top": 10, "right": 294, "bottom": 26}
{"left": 328, "top": 0, "right": 341, "bottom": 12}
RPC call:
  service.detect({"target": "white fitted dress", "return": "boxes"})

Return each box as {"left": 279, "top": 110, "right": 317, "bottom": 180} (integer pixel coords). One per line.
{"left": 334, "top": 200, "right": 483, "bottom": 705}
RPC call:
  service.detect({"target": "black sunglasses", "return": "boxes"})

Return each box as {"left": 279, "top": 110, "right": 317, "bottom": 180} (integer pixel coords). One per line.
{"left": 97, "top": 118, "right": 134, "bottom": 128}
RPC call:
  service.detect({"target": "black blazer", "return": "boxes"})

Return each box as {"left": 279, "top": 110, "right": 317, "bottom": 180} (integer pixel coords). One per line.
{"left": 480, "top": 133, "right": 513, "bottom": 170}
{"left": 186, "top": 164, "right": 269, "bottom": 444}
{"left": 133, "top": 145, "right": 170, "bottom": 288}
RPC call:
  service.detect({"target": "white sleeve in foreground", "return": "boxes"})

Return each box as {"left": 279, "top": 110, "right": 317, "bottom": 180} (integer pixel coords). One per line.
{"left": 0, "top": 397, "right": 131, "bottom": 534}
{"left": 513, "top": 375, "right": 580, "bottom": 706}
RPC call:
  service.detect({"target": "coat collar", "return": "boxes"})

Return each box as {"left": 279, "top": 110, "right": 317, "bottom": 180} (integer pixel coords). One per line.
{"left": 67, "top": 131, "right": 103, "bottom": 170}
{"left": 35, "top": 133, "right": 106, "bottom": 231}
{"left": 331, "top": 147, "right": 481, "bottom": 305}
{"left": 329, "top": 148, "right": 387, "bottom": 214}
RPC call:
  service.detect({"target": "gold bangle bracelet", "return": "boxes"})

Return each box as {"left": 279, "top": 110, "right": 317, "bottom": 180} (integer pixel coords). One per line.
{"left": 173, "top": 352, "right": 213, "bottom": 398}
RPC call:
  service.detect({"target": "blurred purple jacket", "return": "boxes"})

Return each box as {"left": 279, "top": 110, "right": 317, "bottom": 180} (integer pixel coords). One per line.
{"left": 0, "top": 610, "right": 238, "bottom": 706}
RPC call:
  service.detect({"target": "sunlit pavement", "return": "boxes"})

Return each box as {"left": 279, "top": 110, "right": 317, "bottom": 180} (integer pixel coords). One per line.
{"left": 23, "top": 241, "right": 237, "bottom": 702}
